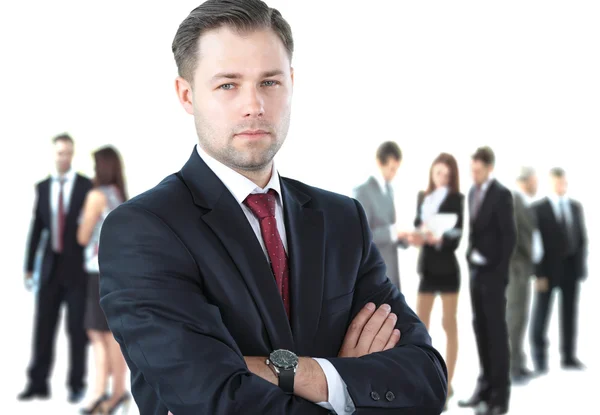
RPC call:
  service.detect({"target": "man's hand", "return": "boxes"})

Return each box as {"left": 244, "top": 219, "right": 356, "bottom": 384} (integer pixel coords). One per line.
{"left": 24, "top": 272, "right": 34, "bottom": 291}
{"left": 244, "top": 356, "right": 277, "bottom": 385}
{"left": 244, "top": 356, "right": 328, "bottom": 403}
{"left": 535, "top": 277, "right": 549, "bottom": 292}
{"left": 397, "top": 230, "right": 409, "bottom": 241}
{"left": 338, "top": 302, "right": 401, "bottom": 358}
{"left": 425, "top": 233, "right": 442, "bottom": 246}
{"left": 407, "top": 231, "right": 425, "bottom": 246}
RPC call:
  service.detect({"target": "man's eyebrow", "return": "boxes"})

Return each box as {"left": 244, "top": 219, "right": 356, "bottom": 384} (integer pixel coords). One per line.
{"left": 211, "top": 70, "right": 285, "bottom": 82}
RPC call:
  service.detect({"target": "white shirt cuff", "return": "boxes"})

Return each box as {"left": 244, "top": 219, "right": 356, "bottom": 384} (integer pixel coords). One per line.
{"left": 312, "top": 358, "right": 355, "bottom": 414}
{"left": 470, "top": 249, "right": 487, "bottom": 265}
{"left": 532, "top": 229, "right": 544, "bottom": 264}
{"left": 389, "top": 225, "right": 397, "bottom": 242}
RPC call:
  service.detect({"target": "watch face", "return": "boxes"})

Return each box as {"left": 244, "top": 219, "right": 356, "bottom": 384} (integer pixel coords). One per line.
{"left": 270, "top": 349, "right": 298, "bottom": 369}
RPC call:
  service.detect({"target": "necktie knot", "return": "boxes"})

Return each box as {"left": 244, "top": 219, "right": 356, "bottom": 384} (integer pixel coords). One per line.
{"left": 244, "top": 189, "right": 277, "bottom": 220}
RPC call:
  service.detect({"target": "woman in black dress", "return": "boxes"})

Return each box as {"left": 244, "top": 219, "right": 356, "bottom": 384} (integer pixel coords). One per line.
{"left": 408, "top": 152, "right": 464, "bottom": 407}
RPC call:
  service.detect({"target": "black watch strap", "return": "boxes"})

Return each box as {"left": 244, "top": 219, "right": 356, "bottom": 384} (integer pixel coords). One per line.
{"left": 279, "top": 367, "right": 295, "bottom": 394}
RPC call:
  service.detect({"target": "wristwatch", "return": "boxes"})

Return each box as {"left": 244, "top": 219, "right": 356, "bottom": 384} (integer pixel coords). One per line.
{"left": 266, "top": 349, "right": 298, "bottom": 394}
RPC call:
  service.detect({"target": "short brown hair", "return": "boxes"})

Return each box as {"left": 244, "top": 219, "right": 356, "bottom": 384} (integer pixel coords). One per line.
{"left": 52, "top": 133, "right": 74, "bottom": 145}
{"left": 426, "top": 152, "right": 460, "bottom": 195}
{"left": 550, "top": 167, "right": 566, "bottom": 178}
{"left": 172, "top": 0, "right": 294, "bottom": 82}
{"left": 376, "top": 141, "right": 402, "bottom": 165}
{"left": 472, "top": 146, "right": 495, "bottom": 166}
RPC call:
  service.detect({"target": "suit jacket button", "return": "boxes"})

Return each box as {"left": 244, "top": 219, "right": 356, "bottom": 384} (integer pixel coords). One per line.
{"left": 385, "top": 391, "right": 395, "bottom": 401}
{"left": 370, "top": 391, "right": 380, "bottom": 401}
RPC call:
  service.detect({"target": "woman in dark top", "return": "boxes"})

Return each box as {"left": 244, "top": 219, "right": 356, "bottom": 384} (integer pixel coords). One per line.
{"left": 408, "top": 152, "right": 464, "bottom": 408}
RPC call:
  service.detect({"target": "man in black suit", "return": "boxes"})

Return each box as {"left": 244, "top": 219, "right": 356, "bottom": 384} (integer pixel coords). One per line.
{"left": 353, "top": 141, "right": 407, "bottom": 292}
{"left": 19, "top": 134, "right": 93, "bottom": 403}
{"left": 459, "top": 147, "right": 516, "bottom": 415}
{"left": 530, "top": 167, "right": 587, "bottom": 373}
{"left": 98, "top": 1, "right": 447, "bottom": 414}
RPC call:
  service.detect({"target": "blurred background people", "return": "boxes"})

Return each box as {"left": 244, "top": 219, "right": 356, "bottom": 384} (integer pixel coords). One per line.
{"left": 459, "top": 146, "right": 516, "bottom": 415}
{"left": 19, "top": 134, "right": 93, "bottom": 404}
{"left": 530, "top": 167, "right": 588, "bottom": 373}
{"left": 77, "top": 146, "right": 131, "bottom": 414}
{"left": 353, "top": 141, "right": 407, "bottom": 291}
{"left": 408, "top": 152, "right": 464, "bottom": 410}
{"left": 506, "top": 166, "right": 542, "bottom": 385}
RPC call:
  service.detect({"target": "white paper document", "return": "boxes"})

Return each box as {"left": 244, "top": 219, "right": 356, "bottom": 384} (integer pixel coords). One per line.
{"left": 424, "top": 213, "right": 458, "bottom": 238}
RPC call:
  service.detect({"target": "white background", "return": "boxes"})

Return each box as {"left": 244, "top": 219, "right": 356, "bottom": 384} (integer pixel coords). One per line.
{"left": 0, "top": 0, "right": 598, "bottom": 413}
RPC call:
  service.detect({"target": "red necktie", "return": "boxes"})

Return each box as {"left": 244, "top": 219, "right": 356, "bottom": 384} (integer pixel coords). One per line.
{"left": 244, "top": 190, "right": 290, "bottom": 319}
{"left": 471, "top": 184, "right": 483, "bottom": 219}
{"left": 57, "top": 178, "right": 66, "bottom": 253}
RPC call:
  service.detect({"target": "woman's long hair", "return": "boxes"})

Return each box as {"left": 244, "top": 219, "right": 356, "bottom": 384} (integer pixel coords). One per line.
{"left": 93, "top": 146, "right": 128, "bottom": 201}
{"left": 425, "top": 152, "right": 460, "bottom": 195}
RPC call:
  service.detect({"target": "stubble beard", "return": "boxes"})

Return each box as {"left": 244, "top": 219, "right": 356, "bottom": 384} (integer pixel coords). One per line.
{"left": 194, "top": 111, "right": 291, "bottom": 174}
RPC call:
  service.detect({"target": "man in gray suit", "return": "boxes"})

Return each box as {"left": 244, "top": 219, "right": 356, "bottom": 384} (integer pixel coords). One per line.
{"left": 506, "top": 166, "right": 542, "bottom": 384}
{"left": 353, "top": 141, "right": 407, "bottom": 291}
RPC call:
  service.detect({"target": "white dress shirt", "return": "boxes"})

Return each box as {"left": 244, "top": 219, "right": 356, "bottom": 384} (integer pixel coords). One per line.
{"left": 548, "top": 193, "right": 573, "bottom": 225}
{"left": 470, "top": 178, "right": 492, "bottom": 265}
{"left": 196, "top": 146, "right": 355, "bottom": 415}
{"left": 373, "top": 173, "right": 397, "bottom": 242}
{"left": 419, "top": 186, "right": 449, "bottom": 224}
{"left": 50, "top": 168, "right": 77, "bottom": 252}
{"left": 419, "top": 186, "right": 450, "bottom": 250}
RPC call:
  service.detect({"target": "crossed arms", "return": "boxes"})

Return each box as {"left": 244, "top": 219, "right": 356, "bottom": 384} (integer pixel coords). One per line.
{"left": 99, "top": 200, "right": 447, "bottom": 414}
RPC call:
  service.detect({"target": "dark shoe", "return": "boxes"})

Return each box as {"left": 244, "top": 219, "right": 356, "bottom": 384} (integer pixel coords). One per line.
{"left": 103, "top": 392, "right": 132, "bottom": 414}
{"left": 511, "top": 367, "right": 534, "bottom": 385}
{"left": 562, "top": 357, "right": 585, "bottom": 370}
{"left": 80, "top": 394, "right": 109, "bottom": 414}
{"left": 519, "top": 367, "right": 534, "bottom": 377}
{"left": 458, "top": 394, "right": 486, "bottom": 408}
{"left": 17, "top": 385, "right": 50, "bottom": 401}
{"left": 476, "top": 403, "right": 509, "bottom": 415}
{"left": 69, "top": 388, "right": 86, "bottom": 404}
{"left": 534, "top": 361, "right": 548, "bottom": 375}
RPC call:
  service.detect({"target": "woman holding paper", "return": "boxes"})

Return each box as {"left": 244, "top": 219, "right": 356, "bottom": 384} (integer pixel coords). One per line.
{"left": 408, "top": 152, "right": 464, "bottom": 409}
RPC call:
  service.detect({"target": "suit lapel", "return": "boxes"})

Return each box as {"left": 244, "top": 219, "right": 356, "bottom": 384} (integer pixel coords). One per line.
{"left": 281, "top": 180, "right": 325, "bottom": 353}
{"left": 180, "top": 148, "right": 294, "bottom": 351}
{"left": 66, "top": 175, "right": 84, "bottom": 226}
{"left": 473, "top": 180, "right": 496, "bottom": 226}
{"left": 544, "top": 198, "right": 560, "bottom": 227}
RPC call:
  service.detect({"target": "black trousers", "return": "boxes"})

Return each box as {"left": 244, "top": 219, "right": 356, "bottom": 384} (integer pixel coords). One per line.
{"left": 531, "top": 256, "right": 579, "bottom": 368}
{"left": 27, "top": 254, "right": 89, "bottom": 391}
{"left": 469, "top": 266, "right": 510, "bottom": 406}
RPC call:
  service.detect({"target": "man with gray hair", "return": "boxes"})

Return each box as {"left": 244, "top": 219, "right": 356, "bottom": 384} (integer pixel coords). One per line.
{"left": 506, "top": 166, "right": 542, "bottom": 384}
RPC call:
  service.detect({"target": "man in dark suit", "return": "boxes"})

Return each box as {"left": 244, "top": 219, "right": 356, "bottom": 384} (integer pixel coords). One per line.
{"left": 506, "top": 167, "right": 541, "bottom": 384}
{"left": 530, "top": 167, "right": 587, "bottom": 373}
{"left": 19, "top": 134, "right": 93, "bottom": 403}
{"left": 98, "top": 1, "right": 447, "bottom": 414}
{"left": 353, "top": 141, "right": 407, "bottom": 291}
{"left": 458, "top": 147, "right": 516, "bottom": 415}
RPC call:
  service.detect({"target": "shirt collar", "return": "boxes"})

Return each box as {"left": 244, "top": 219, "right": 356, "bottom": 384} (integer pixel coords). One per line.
{"left": 196, "top": 145, "right": 283, "bottom": 207}
{"left": 549, "top": 193, "right": 569, "bottom": 205}
{"left": 515, "top": 188, "right": 532, "bottom": 205}
{"left": 52, "top": 168, "right": 76, "bottom": 182}
{"left": 374, "top": 171, "right": 389, "bottom": 193}
{"left": 477, "top": 177, "right": 493, "bottom": 192}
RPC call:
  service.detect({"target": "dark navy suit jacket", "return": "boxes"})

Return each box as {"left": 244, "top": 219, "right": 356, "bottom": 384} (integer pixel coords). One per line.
{"left": 99, "top": 147, "right": 447, "bottom": 415}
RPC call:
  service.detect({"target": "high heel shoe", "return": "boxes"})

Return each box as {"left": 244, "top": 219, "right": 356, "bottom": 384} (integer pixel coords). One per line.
{"left": 102, "top": 392, "right": 131, "bottom": 415}
{"left": 80, "top": 394, "right": 109, "bottom": 414}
